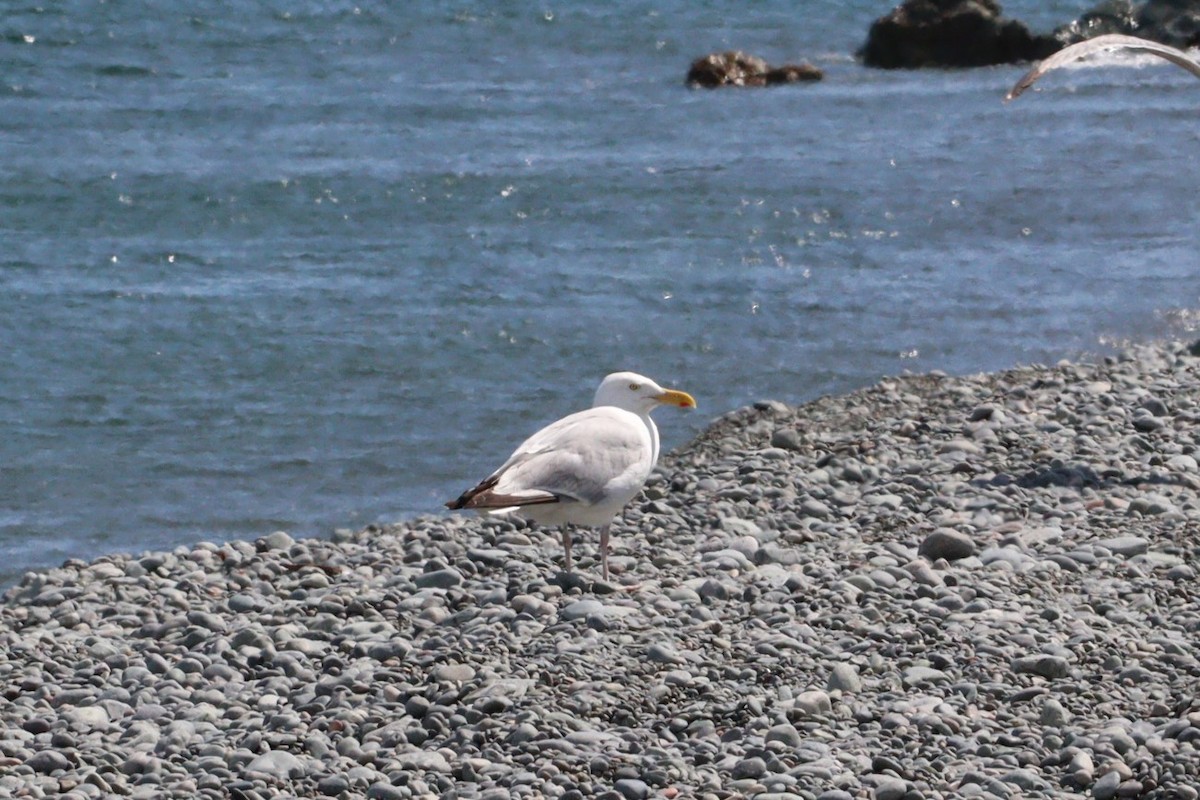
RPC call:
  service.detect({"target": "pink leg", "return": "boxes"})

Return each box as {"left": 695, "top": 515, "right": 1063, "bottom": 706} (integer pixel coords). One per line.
{"left": 599, "top": 524, "right": 610, "bottom": 581}
{"left": 561, "top": 528, "right": 573, "bottom": 574}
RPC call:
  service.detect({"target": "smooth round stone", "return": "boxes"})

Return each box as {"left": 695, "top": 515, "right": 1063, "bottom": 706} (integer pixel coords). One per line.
{"left": 792, "top": 690, "right": 832, "bottom": 717}
{"left": 22, "top": 718, "right": 52, "bottom": 735}
{"left": 1012, "top": 656, "right": 1070, "bottom": 679}
{"left": 1166, "top": 454, "right": 1197, "bottom": 471}
{"left": 902, "top": 666, "right": 948, "bottom": 687}
{"left": 246, "top": 750, "right": 307, "bottom": 780}
{"left": 827, "top": 663, "right": 862, "bottom": 693}
{"left": 1001, "top": 768, "right": 1047, "bottom": 790}
{"left": 731, "top": 757, "right": 767, "bottom": 779}
{"left": 1068, "top": 750, "right": 1094, "bottom": 784}
{"left": 1127, "top": 496, "right": 1176, "bottom": 516}
{"left": 1095, "top": 537, "right": 1149, "bottom": 557}
{"left": 366, "top": 783, "right": 406, "bottom": 800}
{"left": 67, "top": 706, "right": 110, "bottom": 728}
{"left": 1132, "top": 413, "right": 1164, "bottom": 432}
{"left": 765, "top": 723, "right": 803, "bottom": 748}
{"left": 120, "top": 752, "right": 161, "bottom": 776}
{"left": 433, "top": 664, "right": 475, "bottom": 683}
{"left": 817, "top": 791, "right": 853, "bottom": 800}
{"left": 647, "top": 643, "right": 684, "bottom": 664}
{"left": 396, "top": 751, "right": 451, "bottom": 772}
{"left": 844, "top": 574, "right": 876, "bottom": 592}
{"left": 367, "top": 640, "right": 412, "bottom": 661}
{"left": 1092, "top": 770, "right": 1121, "bottom": 800}
{"left": 905, "top": 559, "right": 942, "bottom": 586}
{"left": 801, "top": 499, "right": 832, "bottom": 519}
{"left": 1107, "top": 732, "right": 1136, "bottom": 754}
{"left": 872, "top": 777, "right": 907, "bottom": 800}
{"left": 414, "top": 568, "right": 463, "bottom": 589}
{"left": 561, "top": 600, "right": 606, "bottom": 621}
{"left": 979, "top": 547, "right": 1028, "bottom": 569}
{"left": 510, "top": 594, "right": 555, "bottom": 616}
{"left": 259, "top": 531, "right": 295, "bottom": 550}
{"left": 317, "top": 775, "right": 350, "bottom": 796}
{"left": 1167, "top": 564, "right": 1196, "bottom": 581}
{"left": 615, "top": 778, "right": 651, "bottom": 800}
{"left": 918, "top": 528, "right": 977, "bottom": 561}
{"left": 1040, "top": 698, "right": 1070, "bottom": 727}
{"left": 26, "top": 749, "right": 71, "bottom": 773}
{"left": 770, "top": 429, "right": 803, "bottom": 451}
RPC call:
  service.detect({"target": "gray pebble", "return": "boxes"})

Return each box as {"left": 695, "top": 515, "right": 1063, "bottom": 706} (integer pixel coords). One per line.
{"left": 732, "top": 756, "right": 767, "bottom": 779}
{"left": 1040, "top": 698, "right": 1070, "bottom": 727}
{"left": 414, "top": 567, "right": 463, "bottom": 589}
{"left": 765, "top": 723, "right": 803, "bottom": 748}
{"left": 827, "top": 663, "right": 862, "bottom": 693}
{"left": 1012, "top": 655, "right": 1070, "bottom": 679}
{"left": 26, "top": 749, "right": 71, "bottom": 773}
{"left": 792, "top": 690, "right": 832, "bottom": 717}
{"left": 259, "top": 530, "right": 294, "bottom": 550}
{"left": 561, "top": 599, "right": 605, "bottom": 621}
{"left": 872, "top": 777, "right": 907, "bottom": 800}
{"left": 1092, "top": 770, "right": 1121, "bottom": 800}
{"left": 433, "top": 664, "right": 475, "bottom": 682}
{"left": 615, "top": 778, "right": 651, "bottom": 800}
{"left": 817, "top": 791, "right": 854, "bottom": 800}
{"left": 317, "top": 775, "right": 350, "bottom": 796}
{"left": 647, "top": 642, "right": 684, "bottom": 664}
{"left": 770, "top": 428, "right": 803, "bottom": 450}
{"left": 902, "top": 666, "right": 948, "bottom": 687}
{"left": 366, "top": 783, "right": 406, "bottom": 800}
{"left": 1095, "top": 536, "right": 1149, "bottom": 557}
{"left": 246, "top": 750, "right": 307, "bottom": 780}
{"left": 1069, "top": 750, "right": 1094, "bottom": 785}
{"left": 918, "top": 528, "right": 977, "bottom": 561}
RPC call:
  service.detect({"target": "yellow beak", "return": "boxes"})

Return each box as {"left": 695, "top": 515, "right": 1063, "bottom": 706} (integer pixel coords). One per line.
{"left": 655, "top": 388, "right": 696, "bottom": 409}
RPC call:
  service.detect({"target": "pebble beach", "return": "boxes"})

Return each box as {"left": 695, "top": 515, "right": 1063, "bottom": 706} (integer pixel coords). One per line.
{"left": 3, "top": 341, "right": 1200, "bottom": 800}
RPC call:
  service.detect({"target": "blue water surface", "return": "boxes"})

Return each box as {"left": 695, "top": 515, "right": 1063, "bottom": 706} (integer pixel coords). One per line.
{"left": 2, "top": 2, "right": 1198, "bottom": 584}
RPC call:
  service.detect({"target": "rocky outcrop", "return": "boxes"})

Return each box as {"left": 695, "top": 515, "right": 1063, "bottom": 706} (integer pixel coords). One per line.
{"left": 1055, "top": 0, "right": 1200, "bottom": 49}
{"left": 860, "top": 0, "right": 1061, "bottom": 68}
{"left": 686, "top": 51, "right": 823, "bottom": 88}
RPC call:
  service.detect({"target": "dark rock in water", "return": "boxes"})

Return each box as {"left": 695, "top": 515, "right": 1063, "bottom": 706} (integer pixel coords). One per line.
{"left": 1144, "top": 0, "right": 1200, "bottom": 48}
{"left": 687, "top": 51, "right": 823, "bottom": 88}
{"left": 765, "top": 63, "right": 825, "bottom": 85}
{"left": 1053, "top": 0, "right": 1137, "bottom": 44}
{"left": 1056, "top": 0, "right": 1200, "bottom": 49}
{"left": 860, "top": 0, "right": 1061, "bottom": 68}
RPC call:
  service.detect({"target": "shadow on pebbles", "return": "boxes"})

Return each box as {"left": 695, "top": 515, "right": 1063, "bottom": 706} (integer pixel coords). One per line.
{"left": 4, "top": 341, "right": 1200, "bottom": 800}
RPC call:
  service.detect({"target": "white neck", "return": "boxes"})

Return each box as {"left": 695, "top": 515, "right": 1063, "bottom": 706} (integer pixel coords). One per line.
{"left": 643, "top": 411, "right": 661, "bottom": 465}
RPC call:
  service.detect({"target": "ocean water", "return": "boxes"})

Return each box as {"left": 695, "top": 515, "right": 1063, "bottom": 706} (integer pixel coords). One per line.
{"left": 3, "top": 2, "right": 1199, "bottom": 585}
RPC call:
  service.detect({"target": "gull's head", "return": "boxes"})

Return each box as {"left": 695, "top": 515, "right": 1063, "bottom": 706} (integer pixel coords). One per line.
{"left": 593, "top": 371, "right": 696, "bottom": 415}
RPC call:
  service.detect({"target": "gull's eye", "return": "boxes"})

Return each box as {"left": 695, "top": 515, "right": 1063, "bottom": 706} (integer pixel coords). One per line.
{"left": 629, "top": 382, "right": 641, "bottom": 391}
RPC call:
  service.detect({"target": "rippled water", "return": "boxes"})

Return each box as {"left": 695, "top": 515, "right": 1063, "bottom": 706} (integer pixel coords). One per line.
{"left": 3, "top": 2, "right": 1199, "bottom": 584}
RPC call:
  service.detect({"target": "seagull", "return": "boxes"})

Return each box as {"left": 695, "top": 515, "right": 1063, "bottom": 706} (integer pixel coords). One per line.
{"left": 446, "top": 372, "right": 696, "bottom": 581}
{"left": 1006, "top": 34, "right": 1200, "bottom": 101}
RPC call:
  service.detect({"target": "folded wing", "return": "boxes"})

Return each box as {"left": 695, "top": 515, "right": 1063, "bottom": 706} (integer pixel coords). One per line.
{"left": 445, "top": 407, "right": 653, "bottom": 512}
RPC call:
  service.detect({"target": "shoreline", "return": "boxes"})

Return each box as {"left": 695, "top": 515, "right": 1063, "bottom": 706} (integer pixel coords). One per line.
{"left": 4, "top": 340, "right": 1200, "bottom": 799}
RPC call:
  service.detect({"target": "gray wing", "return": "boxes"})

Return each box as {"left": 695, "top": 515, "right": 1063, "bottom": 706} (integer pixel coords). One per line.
{"left": 489, "top": 408, "right": 650, "bottom": 506}
{"left": 1006, "top": 34, "right": 1200, "bottom": 101}
{"left": 446, "top": 407, "right": 649, "bottom": 510}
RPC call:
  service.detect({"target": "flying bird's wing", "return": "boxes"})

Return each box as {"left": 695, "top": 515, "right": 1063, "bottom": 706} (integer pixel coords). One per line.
{"left": 1006, "top": 34, "right": 1200, "bottom": 101}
